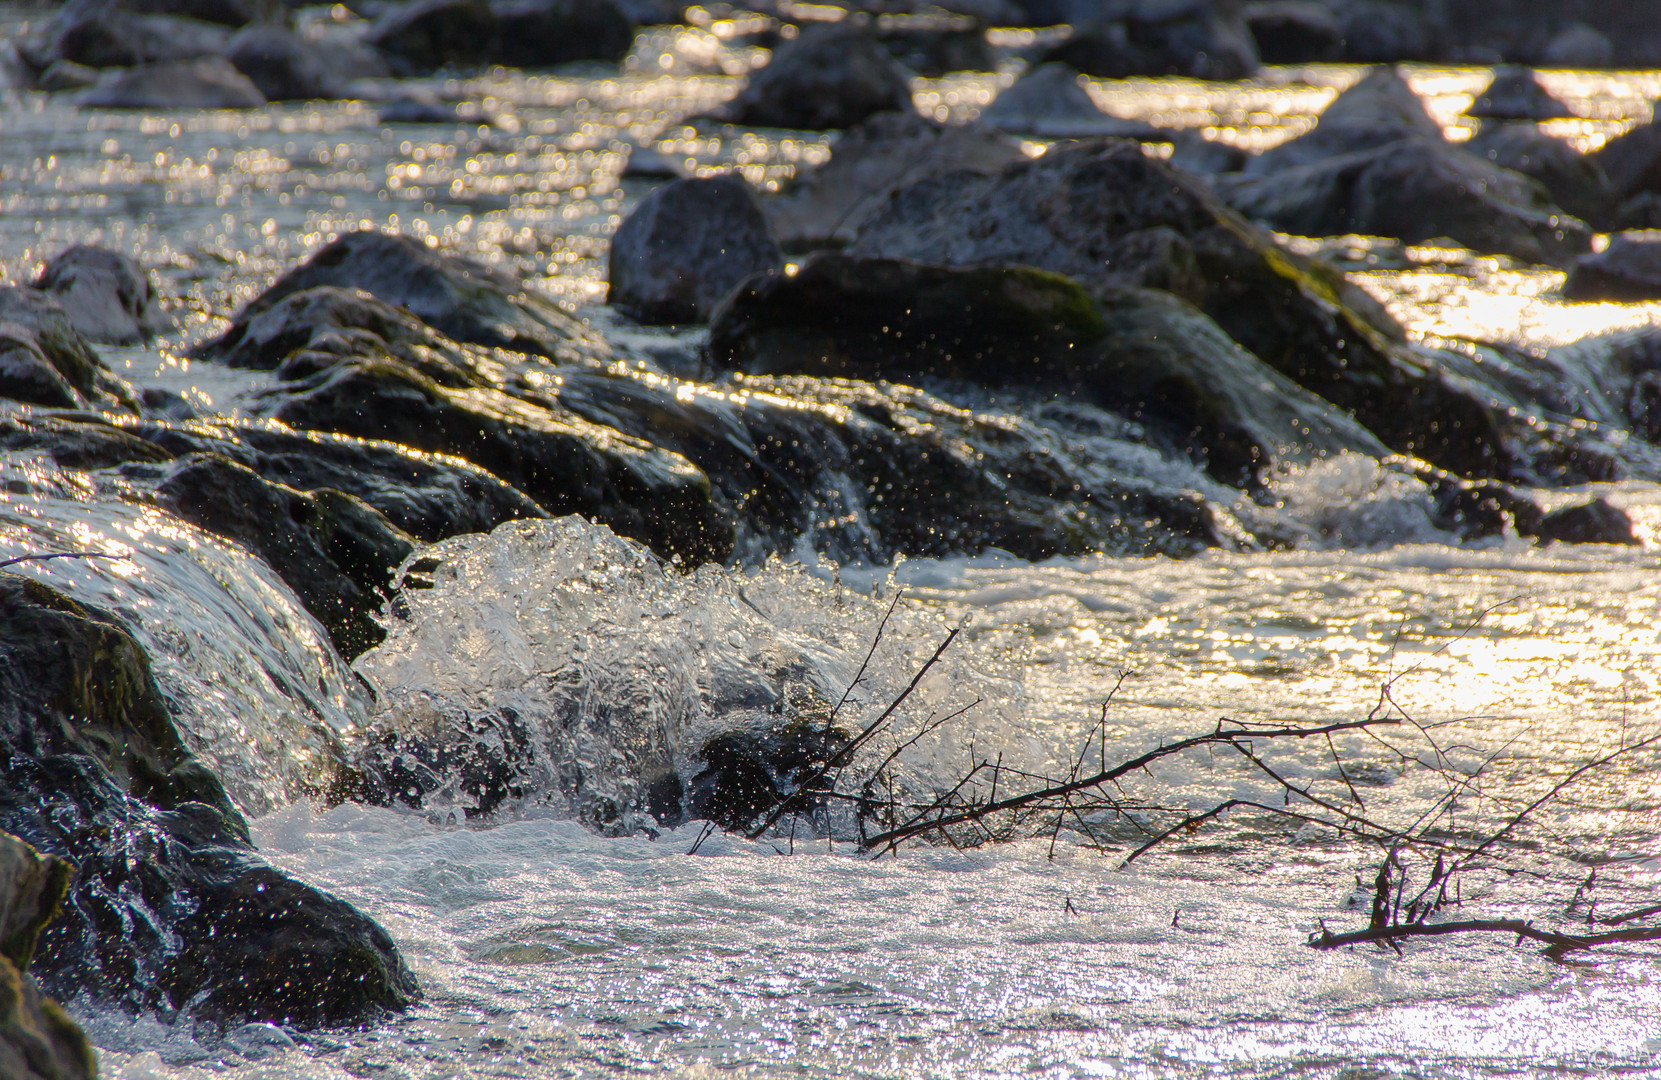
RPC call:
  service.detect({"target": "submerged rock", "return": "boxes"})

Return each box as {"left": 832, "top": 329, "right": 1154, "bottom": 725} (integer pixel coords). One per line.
{"left": 1465, "top": 66, "right": 1575, "bottom": 122}
{"left": 608, "top": 173, "right": 784, "bottom": 324}
{"left": 0, "top": 574, "right": 421, "bottom": 1027}
{"left": 1562, "top": 233, "right": 1661, "bottom": 302}
{"left": 1043, "top": 0, "right": 1259, "bottom": 80}
{"left": 0, "top": 832, "right": 95, "bottom": 1080}
{"left": 764, "top": 111, "right": 1023, "bottom": 250}
{"left": 33, "top": 244, "right": 174, "bottom": 345}
{"left": 720, "top": 24, "right": 915, "bottom": 131}
{"left": 980, "top": 62, "right": 1164, "bottom": 140}
{"left": 226, "top": 230, "right": 608, "bottom": 363}
{"left": 81, "top": 57, "right": 267, "bottom": 108}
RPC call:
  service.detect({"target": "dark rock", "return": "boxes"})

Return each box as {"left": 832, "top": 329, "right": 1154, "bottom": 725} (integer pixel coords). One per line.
{"left": 194, "top": 283, "right": 465, "bottom": 373}
{"left": 1242, "top": 0, "right": 1342, "bottom": 64}
{"left": 980, "top": 62, "right": 1164, "bottom": 140}
{"left": 1244, "top": 65, "right": 1440, "bottom": 176}
{"left": 0, "top": 574, "right": 420, "bottom": 1028}
{"left": 1537, "top": 22, "right": 1613, "bottom": 68}
{"left": 82, "top": 57, "right": 267, "bottom": 108}
{"left": 1333, "top": 0, "right": 1428, "bottom": 63}
{"left": 608, "top": 173, "right": 785, "bottom": 324}
{"left": 227, "top": 230, "right": 608, "bottom": 362}
{"left": 0, "top": 41, "right": 33, "bottom": 92}
{"left": 226, "top": 25, "right": 350, "bottom": 100}
{"left": 721, "top": 24, "right": 915, "bottom": 131}
{"left": 1222, "top": 136, "right": 1594, "bottom": 266}
{"left": 842, "top": 138, "right": 1574, "bottom": 482}
{"left": 687, "top": 724, "right": 847, "bottom": 829}
{"left": 46, "top": 7, "right": 230, "bottom": 69}
{"left": 1167, "top": 128, "right": 1248, "bottom": 174}
{"left": 620, "top": 146, "right": 688, "bottom": 179}
{"left": 1590, "top": 119, "right": 1661, "bottom": 203}
{"left": 875, "top": 14, "right": 995, "bottom": 76}
{"left": 367, "top": 0, "right": 497, "bottom": 72}
{"left": 1530, "top": 498, "right": 1637, "bottom": 545}
{"left": 489, "top": 0, "right": 637, "bottom": 67}
{"left": 37, "top": 60, "right": 100, "bottom": 91}
{"left": 1563, "top": 234, "right": 1661, "bottom": 303}
{"left": 0, "top": 833, "right": 95, "bottom": 1080}
{"left": 34, "top": 244, "right": 174, "bottom": 345}
{"left": 1465, "top": 67, "right": 1574, "bottom": 122}
{"left": 709, "top": 253, "right": 1388, "bottom": 487}
{"left": 84, "top": 0, "right": 284, "bottom": 28}
{"left": 764, "top": 111, "right": 1022, "bottom": 250}
{"left": 1464, "top": 123, "right": 1608, "bottom": 227}
{"left": 0, "top": 411, "right": 173, "bottom": 470}
{"left": 376, "top": 89, "right": 459, "bottom": 123}
{"left": 1043, "top": 0, "right": 1259, "bottom": 81}
{"left": 1614, "top": 192, "right": 1661, "bottom": 231}
{"left": 138, "top": 453, "right": 415, "bottom": 658}
{"left": 0, "top": 286, "right": 137, "bottom": 411}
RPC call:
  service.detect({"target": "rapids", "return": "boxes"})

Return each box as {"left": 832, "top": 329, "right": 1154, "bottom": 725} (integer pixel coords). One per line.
{"left": 4, "top": 21, "right": 1661, "bottom": 1076}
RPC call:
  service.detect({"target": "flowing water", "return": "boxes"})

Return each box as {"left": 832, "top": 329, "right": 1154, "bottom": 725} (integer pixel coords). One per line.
{"left": 4, "top": 14, "right": 1661, "bottom": 1074}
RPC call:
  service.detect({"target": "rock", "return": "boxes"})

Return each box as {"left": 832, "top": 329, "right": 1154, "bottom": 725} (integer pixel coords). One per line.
{"left": 376, "top": 89, "right": 459, "bottom": 123}
{"left": 1167, "top": 128, "right": 1248, "bottom": 174}
{"left": 607, "top": 173, "right": 785, "bottom": 324}
{"left": 1242, "top": 0, "right": 1342, "bottom": 64}
{"left": 842, "top": 138, "right": 1571, "bottom": 481}
{"left": 1464, "top": 123, "right": 1609, "bottom": 226}
{"left": 33, "top": 245, "right": 174, "bottom": 345}
{"left": 875, "top": 14, "right": 995, "bottom": 77}
{"left": 82, "top": 57, "right": 267, "bottom": 109}
{"left": 490, "top": 0, "right": 637, "bottom": 67}
{"left": 1333, "top": 0, "right": 1428, "bottom": 63}
{"left": 1530, "top": 498, "right": 1638, "bottom": 545}
{"left": 228, "top": 230, "right": 608, "bottom": 363}
{"left": 135, "top": 453, "right": 416, "bottom": 658}
{"left": 81, "top": 0, "right": 283, "bottom": 28}
{"left": 1562, "top": 233, "right": 1661, "bottom": 302}
{"left": 1244, "top": 65, "right": 1440, "bottom": 176}
{"left": 1590, "top": 119, "right": 1661, "bottom": 203}
{"left": 37, "top": 60, "right": 99, "bottom": 92}
{"left": 1465, "top": 67, "right": 1574, "bottom": 122}
{"left": 708, "top": 252, "right": 1387, "bottom": 487}
{"left": 226, "top": 25, "right": 350, "bottom": 100}
{"left": 0, "top": 41, "right": 33, "bottom": 92}
{"left": 1614, "top": 192, "right": 1661, "bottom": 231}
{"left": 0, "top": 286, "right": 137, "bottom": 411}
{"left": 620, "top": 146, "right": 688, "bottom": 179}
{"left": 367, "top": 0, "right": 497, "bottom": 73}
{"left": 1537, "top": 22, "right": 1613, "bottom": 68}
{"left": 1042, "top": 0, "right": 1259, "bottom": 81}
{"left": 1222, "top": 136, "right": 1592, "bottom": 266}
{"left": 980, "top": 62, "right": 1164, "bottom": 140}
{"left": 0, "top": 833, "right": 95, "bottom": 1080}
{"left": 720, "top": 24, "right": 915, "bottom": 131}
{"left": 0, "top": 574, "right": 421, "bottom": 1026}
{"left": 764, "top": 111, "right": 1023, "bottom": 250}
{"left": 0, "top": 411, "right": 174, "bottom": 469}
{"left": 47, "top": 8, "right": 231, "bottom": 69}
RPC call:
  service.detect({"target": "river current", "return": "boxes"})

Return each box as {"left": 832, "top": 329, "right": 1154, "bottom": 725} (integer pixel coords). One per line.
{"left": 4, "top": 15, "right": 1661, "bottom": 1075}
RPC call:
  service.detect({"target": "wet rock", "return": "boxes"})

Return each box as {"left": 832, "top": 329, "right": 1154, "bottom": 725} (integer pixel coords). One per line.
{"left": 1222, "top": 136, "right": 1594, "bottom": 266}
{"left": 608, "top": 173, "right": 785, "bottom": 325}
{"left": 875, "top": 14, "right": 995, "bottom": 77}
{"left": 489, "top": 0, "right": 637, "bottom": 68}
{"left": 0, "top": 574, "right": 421, "bottom": 1028}
{"left": 764, "top": 111, "right": 1022, "bottom": 250}
{"left": 720, "top": 24, "right": 915, "bottom": 130}
{"left": 37, "top": 60, "right": 100, "bottom": 92}
{"left": 707, "top": 252, "right": 1386, "bottom": 488}
{"left": 0, "top": 833, "right": 95, "bottom": 1080}
{"left": 1241, "top": 0, "right": 1342, "bottom": 64}
{"left": 620, "top": 146, "right": 688, "bottom": 180}
{"left": 842, "top": 138, "right": 1563, "bottom": 481}
{"left": 0, "top": 411, "right": 173, "bottom": 470}
{"left": 137, "top": 453, "right": 415, "bottom": 658}
{"left": 34, "top": 245, "right": 174, "bottom": 345}
{"left": 1614, "top": 192, "right": 1661, "bottom": 232}
{"left": 1332, "top": 0, "right": 1428, "bottom": 63}
{"left": 376, "top": 88, "right": 459, "bottom": 123}
{"left": 1562, "top": 234, "right": 1661, "bottom": 302}
{"left": 1590, "top": 118, "right": 1661, "bottom": 203}
{"left": 1167, "top": 129, "right": 1248, "bottom": 174}
{"left": 46, "top": 7, "right": 231, "bottom": 68}
{"left": 980, "top": 62, "right": 1164, "bottom": 140}
{"left": 1243, "top": 65, "right": 1440, "bottom": 176}
{"left": 1042, "top": 0, "right": 1259, "bottom": 81}
{"left": 1465, "top": 67, "right": 1574, "bottom": 122}
{"left": 194, "top": 284, "right": 464, "bottom": 374}
{"left": 226, "top": 25, "right": 351, "bottom": 100}
{"left": 82, "top": 57, "right": 267, "bottom": 108}
{"left": 1537, "top": 22, "right": 1613, "bottom": 69}
{"left": 1530, "top": 498, "right": 1638, "bottom": 545}
{"left": 82, "top": 0, "right": 284, "bottom": 28}
{"left": 367, "top": 0, "right": 497, "bottom": 72}
{"left": 0, "top": 41, "right": 33, "bottom": 92}
{"left": 0, "top": 286, "right": 137, "bottom": 411}
{"left": 230, "top": 230, "right": 608, "bottom": 362}
{"left": 1464, "top": 123, "right": 1609, "bottom": 226}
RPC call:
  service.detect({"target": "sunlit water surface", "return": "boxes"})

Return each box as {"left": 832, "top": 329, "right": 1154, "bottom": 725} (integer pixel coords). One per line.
{"left": 3, "top": 15, "right": 1661, "bottom": 1074}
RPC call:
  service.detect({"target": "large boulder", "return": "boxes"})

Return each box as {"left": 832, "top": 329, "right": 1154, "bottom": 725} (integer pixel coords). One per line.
{"left": 33, "top": 245, "right": 173, "bottom": 345}
{"left": 224, "top": 230, "right": 608, "bottom": 363}
{"left": 1562, "top": 234, "right": 1661, "bottom": 302}
{"left": 45, "top": 8, "right": 230, "bottom": 69}
{"left": 1590, "top": 118, "right": 1661, "bottom": 204}
{"left": 0, "top": 287, "right": 137, "bottom": 411}
{"left": 81, "top": 57, "right": 267, "bottom": 108}
{"left": 764, "top": 111, "right": 1023, "bottom": 250}
{"left": 979, "top": 62, "right": 1164, "bottom": 140}
{"left": 707, "top": 252, "right": 1388, "bottom": 488}
{"left": 0, "top": 833, "right": 94, "bottom": 1080}
{"left": 1464, "top": 123, "right": 1610, "bottom": 227}
{"left": 0, "top": 574, "right": 420, "bottom": 1027}
{"left": 367, "top": 0, "right": 497, "bottom": 72}
{"left": 608, "top": 173, "right": 784, "bottom": 325}
{"left": 1043, "top": 0, "right": 1259, "bottom": 81}
{"left": 489, "top": 0, "right": 636, "bottom": 68}
{"left": 1243, "top": 65, "right": 1441, "bottom": 176}
{"left": 225, "top": 25, "right": 352, "bottom": 100}
{"left": 719, "top": 24, "right": 915, "bottom": 131}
